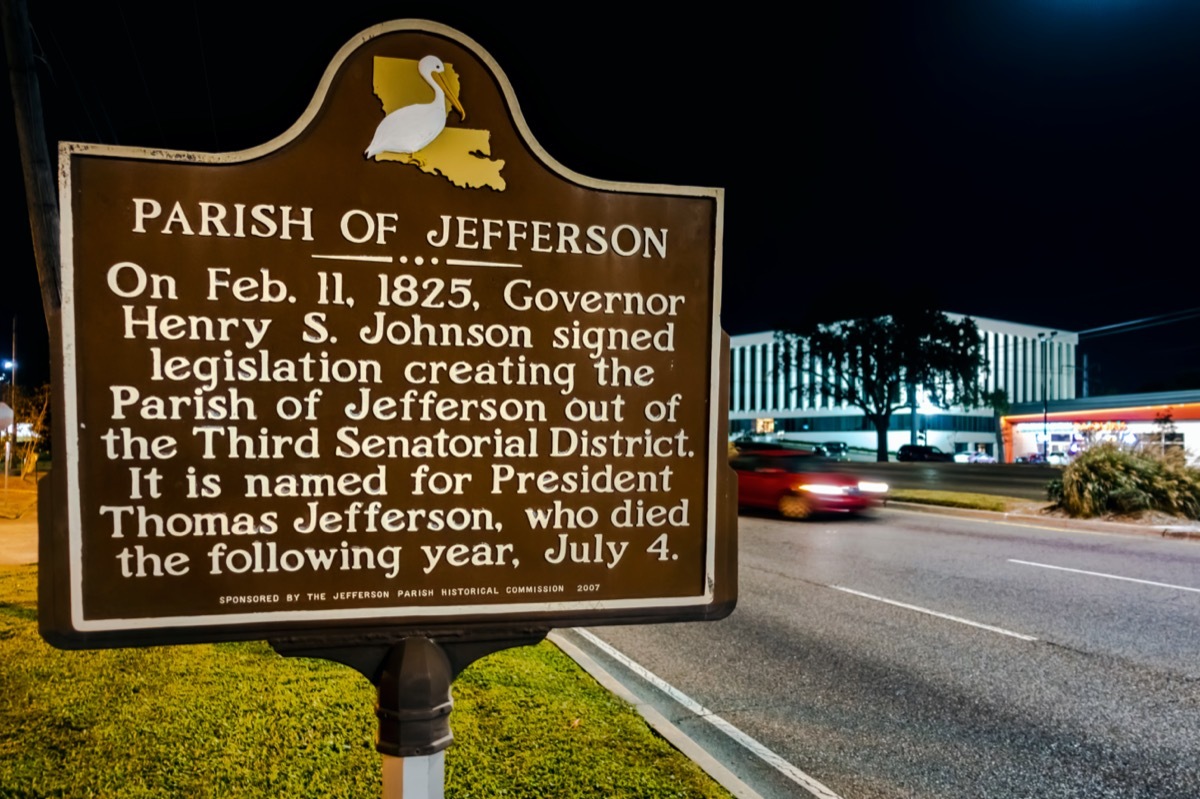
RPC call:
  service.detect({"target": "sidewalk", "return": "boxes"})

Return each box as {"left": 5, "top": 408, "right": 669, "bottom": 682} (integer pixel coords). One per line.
{"left": 0, "top": 516, "right": 37, "bottom": 565}
{"left": 0, "top": 480, "right": 37, "bottom": 565}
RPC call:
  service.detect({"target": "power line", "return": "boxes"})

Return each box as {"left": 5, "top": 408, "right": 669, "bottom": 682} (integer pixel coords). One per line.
{"left": 1077, "top": 307, "right": 1200, "bottom": 339}
{"left": 115, "top": 2, "right": 164, "bottom": 143}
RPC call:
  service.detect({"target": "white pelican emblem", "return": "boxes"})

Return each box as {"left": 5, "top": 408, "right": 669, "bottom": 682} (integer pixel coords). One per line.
{"left": 365, "top": 54, "right": 466, "bottom": 163}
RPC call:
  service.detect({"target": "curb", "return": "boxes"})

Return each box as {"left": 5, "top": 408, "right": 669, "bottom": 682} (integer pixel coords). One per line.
{"left": 548, "top": 631, "right": 764, "bottom": 799}
{"left": 884, "top": 501, "right": 1200, "bottom": 540}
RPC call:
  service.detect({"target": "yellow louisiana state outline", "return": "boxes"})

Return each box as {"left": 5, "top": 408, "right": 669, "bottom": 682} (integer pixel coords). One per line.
{"left": 369, "top": 56, "right": 506, "bottom": 190}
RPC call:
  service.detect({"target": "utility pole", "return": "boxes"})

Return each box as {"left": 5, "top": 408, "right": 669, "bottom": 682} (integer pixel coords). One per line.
{"left": 3, "top": 0, "right": 63, "bottom": 321}
{"left": 1038, "top": 330, "right": 1056, "bottom": 461}
{"left": 9, "top": 316, "right": 15, "bottom": 438}
{"left": 3, "top": 317, "right": 11, "bottom": 480}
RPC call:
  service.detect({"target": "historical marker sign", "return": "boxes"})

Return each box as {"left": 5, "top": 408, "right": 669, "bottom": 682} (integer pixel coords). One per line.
{"left": 41, "top": 20, "right": 734, "bottom": 648}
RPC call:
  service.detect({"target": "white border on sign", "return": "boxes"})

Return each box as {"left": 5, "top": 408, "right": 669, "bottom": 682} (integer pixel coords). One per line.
{"left": 58, "top": 19, "right": 725, "bottom": 632}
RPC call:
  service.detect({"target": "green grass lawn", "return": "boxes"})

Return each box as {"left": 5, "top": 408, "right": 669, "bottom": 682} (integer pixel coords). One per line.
{"left": 0, "top": 565, "right": 732, "bottom": 798}
{"left": 888, "top": 489, "right": 1038, "bottom": 513}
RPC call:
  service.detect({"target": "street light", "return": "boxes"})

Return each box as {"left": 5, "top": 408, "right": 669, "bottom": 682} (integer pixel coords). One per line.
{"left": 2, "top": 358, "right": 13, "bottom": 478}
{"left": 4, "top": 315, "right": 14, "bottom": 476}
{"left": 1038, "top": 331, "right": 1057, "bottom": 461}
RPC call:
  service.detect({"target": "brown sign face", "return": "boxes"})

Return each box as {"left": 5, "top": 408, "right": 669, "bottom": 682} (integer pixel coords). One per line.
{"left": 44, "top": 20, "right": 733, "bottom": 647}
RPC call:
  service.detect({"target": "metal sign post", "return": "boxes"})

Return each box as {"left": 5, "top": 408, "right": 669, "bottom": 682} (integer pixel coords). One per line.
{"left": 271, "top": 631, "right": 546, "bottom": 798}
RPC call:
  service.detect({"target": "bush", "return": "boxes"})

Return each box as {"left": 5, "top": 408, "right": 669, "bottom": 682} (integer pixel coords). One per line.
{"left": 1049, "top": 444, "right": 1200, "bottom": 519}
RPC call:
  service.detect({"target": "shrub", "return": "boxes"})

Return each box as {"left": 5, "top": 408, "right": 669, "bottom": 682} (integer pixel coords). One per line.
{"left": 1051, "top": 444, "right": 1200, "bottom": 519}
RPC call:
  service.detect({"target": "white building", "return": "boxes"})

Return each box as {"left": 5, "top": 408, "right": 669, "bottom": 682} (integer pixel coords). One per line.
{"left": 728, "top": 315, "right": 1079, "bottom": 457}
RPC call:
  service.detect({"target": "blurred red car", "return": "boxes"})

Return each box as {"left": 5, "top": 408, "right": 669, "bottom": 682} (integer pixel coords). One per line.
{"left": 731, "top": 448, "right": 888, "bottom": 519}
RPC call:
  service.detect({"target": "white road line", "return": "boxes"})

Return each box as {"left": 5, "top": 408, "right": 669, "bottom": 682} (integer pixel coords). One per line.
{"left": 574, "top": 628, "right": 844, "bottom": 799}
{"left": 831, "top": 586, "right": 1039, "bottom": 641}
{"left": 1009, "top": 559, "right": 1200, "bottom": 593}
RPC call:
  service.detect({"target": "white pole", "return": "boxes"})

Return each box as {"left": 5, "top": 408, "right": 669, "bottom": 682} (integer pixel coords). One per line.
{"left": 381, "top": 752, "right": 445, "bottom": 799}
{"left": 9, "top": 316, "right": 15, "bottom": 475}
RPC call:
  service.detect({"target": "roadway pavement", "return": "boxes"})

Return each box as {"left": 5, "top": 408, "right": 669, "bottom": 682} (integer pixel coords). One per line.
{"left": 2, "top": 498, "right": 1196, "bottom": 799}
{"left": 566, "top": 502, "right": 1200, "bottom": 798}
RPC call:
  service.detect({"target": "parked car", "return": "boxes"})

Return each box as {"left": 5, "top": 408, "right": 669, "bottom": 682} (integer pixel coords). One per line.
{"left": 896, "top": 444, "right": 954, "bottom": 462}
{"left": 730, "top": 448, "right": 888, "bottom": 519}
{"left": 822, "top": 441, "right": 851, "bottom": 461}
{"left": 953, "top": 450, "right": 996, "bottom": 464}
{"left": 733, "top": 438, "right": 828, "bottom": 457}
{"left": 1017, "top": 452, "right": 1069, "bottom": 465}
{"left": 729, "top": 432, "right": 778, "bottom": 447}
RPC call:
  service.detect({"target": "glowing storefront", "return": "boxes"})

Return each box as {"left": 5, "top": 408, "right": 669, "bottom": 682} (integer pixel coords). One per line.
{"left": 1004, "top": 391, "right": 1200, "bottom": 464}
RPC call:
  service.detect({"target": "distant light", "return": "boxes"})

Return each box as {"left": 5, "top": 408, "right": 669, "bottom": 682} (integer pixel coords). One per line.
{"left": 915, "top": 388, "right": 940, "bottom": 415}
{"left": 2, "top": 360, "right": 13, "bottom": 369}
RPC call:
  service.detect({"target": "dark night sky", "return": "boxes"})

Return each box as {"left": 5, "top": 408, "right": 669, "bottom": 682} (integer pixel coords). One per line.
{"left": 5, "top": 1, "right": 1200, "bottom": 394}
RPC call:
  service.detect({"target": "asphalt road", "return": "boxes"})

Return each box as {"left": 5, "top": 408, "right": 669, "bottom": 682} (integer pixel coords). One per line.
{"left": 563, "top": 507, "right": 1200, "bottom": 799}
